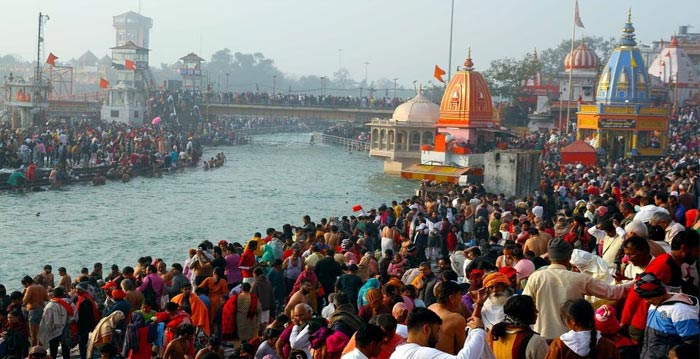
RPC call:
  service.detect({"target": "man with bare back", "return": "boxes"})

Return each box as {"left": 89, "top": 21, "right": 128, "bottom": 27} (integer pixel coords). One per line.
{"left": 427, "top": 280, "right": 467, "bottom": 355}
{"left": 163, "top": 323, "right": 196, "bottom": 359}
{"left": 22, "top": 275, "right": 49, "bottom": 346}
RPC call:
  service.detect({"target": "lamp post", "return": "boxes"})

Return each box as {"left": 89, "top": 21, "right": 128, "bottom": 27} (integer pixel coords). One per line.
{"left": 225, "top": 73, "right": 229, "bottom": 92}
{"left": 273, "top": 75, "right": 277, "bottom": 95}
{"left": 393, "top": 78, "right": 398, "bottom": 99}
{"left": 338, "top": 49, "right": 342, "bottom": 72}
{"left": 448, "top": 0, "right": 455, "bottom": 82}
{"left": 363, "top": 61, "right": 370, "bottom": 83}
{"left": 320, "top": 76, "right": 326, "bottom": 96}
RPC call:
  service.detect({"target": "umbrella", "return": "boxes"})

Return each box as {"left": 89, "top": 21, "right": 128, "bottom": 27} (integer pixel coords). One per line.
{"left": 151, "top": 117, "right": 161, "bottom": 125}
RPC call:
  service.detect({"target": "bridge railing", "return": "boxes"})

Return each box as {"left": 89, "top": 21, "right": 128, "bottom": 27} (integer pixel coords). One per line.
{"left": 311, "top": 132, "right": 370, "bottom": 152}
{"left": 202, "top": 94, "right": 400, "bottom": 110}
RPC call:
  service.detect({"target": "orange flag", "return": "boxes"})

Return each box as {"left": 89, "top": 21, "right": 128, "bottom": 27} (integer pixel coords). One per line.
{"left": 434, "top": 65, "right": 446, "bottom": 83}
{"left": 99, "top": 78, "right": 109, "bottom": 89}
{"left": 125, "top": 59, "right": 136, "bottom": 70}
{"left": 46, "top": 52, "right": 58, "bottom": 66}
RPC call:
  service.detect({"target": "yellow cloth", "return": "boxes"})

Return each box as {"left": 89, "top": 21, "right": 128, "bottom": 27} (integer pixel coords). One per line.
{"left": 87, "top": 311, "right": 124, "bottom": 358}
{"left": 247, "top": 236, "right": 264, "bottom": 257}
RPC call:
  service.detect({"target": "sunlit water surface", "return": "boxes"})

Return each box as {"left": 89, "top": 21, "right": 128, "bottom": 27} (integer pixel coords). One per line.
{"left": 0, "top": 133, "right": 416, "bottom": 289}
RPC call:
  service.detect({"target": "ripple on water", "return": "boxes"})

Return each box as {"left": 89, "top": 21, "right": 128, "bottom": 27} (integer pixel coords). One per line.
{"left": 0, "top": 133, "right": 416, "bottom": 288}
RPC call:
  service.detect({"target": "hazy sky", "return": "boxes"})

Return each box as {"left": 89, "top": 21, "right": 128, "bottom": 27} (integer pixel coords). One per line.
{"left": 1, "top": 0, "right": 696, "bottom": 87}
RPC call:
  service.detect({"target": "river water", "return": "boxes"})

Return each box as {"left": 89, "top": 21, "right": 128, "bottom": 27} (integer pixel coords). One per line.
{"left": 0, "top": 133, "right": 416, "bottom": 289}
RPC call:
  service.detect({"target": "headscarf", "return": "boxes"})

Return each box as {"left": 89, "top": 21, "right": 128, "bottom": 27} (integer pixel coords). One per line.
{"left": 685, "top": 209, "right": 699, "bottom": 228}
{"left": 570, "top": 249, "right": 613, "bottom": 284}
{"left": 87, "top": 310, "right": 125, "bottom": 358}
{"left": 634, "top": 272, "right": 667, "bottom": 298}
{"left": 357, "top": 278, "right": 380, "bottom": 308}
{"left": 111, "top": 289, "right": 127, "bottom": 300}
{"left": 594, "top": 305, "right": 620, "bottom": 335}
{"left": 365, "top": 288, "right": 381, "bottom": 305}
{"left": 392, "top": 302, "right": 408, "bottom": 318}
{"left": 482, "top": 272, "right": 510, "bottom": 288}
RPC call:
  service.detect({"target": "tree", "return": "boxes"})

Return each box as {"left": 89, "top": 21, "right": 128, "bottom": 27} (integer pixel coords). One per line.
{"left": 483, "top": 54, "right": 542, "bottom": 101}
{"left": 332, "top": 68, "right": 353, "bottom": 90}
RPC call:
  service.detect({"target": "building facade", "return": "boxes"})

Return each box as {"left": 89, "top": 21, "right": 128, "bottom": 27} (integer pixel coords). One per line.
{"left": 113, "top": 11, "right": 152, "bottom": 49}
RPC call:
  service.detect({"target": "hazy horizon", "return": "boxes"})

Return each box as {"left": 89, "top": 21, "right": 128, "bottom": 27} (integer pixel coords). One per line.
{"left": 1, "top": 0, "right": 696, "bottom": 87}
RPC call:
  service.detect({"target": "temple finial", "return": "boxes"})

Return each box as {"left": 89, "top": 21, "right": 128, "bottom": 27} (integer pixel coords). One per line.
{"left": 464, "top": 47, "right": 474, "bottom": 69}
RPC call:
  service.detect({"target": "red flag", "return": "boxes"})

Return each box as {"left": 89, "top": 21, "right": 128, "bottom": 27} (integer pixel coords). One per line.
{"left": 99, "top": 78, "right": 109, "bottom": 89}
{"left": 434, "top": 65, "right": 446, "bottom": 83}
{"left": 125, "top": 59, "right": 136, "bottom": 70}
{"left": 46, "top": 52, "right": 58, "bottom": 66}
{"left": 574, "top": 0, "right": 585, "bottom": 28}
{"left": 352, "top": 204, "right": 363, "bottom": 212}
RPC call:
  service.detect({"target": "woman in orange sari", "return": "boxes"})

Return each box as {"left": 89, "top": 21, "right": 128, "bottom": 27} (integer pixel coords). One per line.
{"left": 197, "top": 267, "right": 228, "bottom": 326}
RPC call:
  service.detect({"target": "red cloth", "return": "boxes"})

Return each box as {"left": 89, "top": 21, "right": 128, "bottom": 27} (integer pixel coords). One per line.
{"left": 446, "top": 232, "right": 458, "bottom": 252}
{"left": 221, "top": 293, "right": 259, "bottom": 340}
{"left": 621, "top": 254, "right": 675, "bottom": 330}
{"left": 127, "top": 326, "right": 152, "bottom": 359}
{"left": 239, "top": 249, "right": 256, "bottom": 278}
{"left": 51, "top": 298, "right": 74, "bottom": 317}
{"left": 26, "top": 163, "right": 37, "bottom": 182}
{"left": 76, "top": 292, "right": 99, "bottom": 323}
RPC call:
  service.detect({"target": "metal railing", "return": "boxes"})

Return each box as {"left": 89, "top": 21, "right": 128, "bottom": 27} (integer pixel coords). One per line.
{"left": 311, "top": 132, "right": 371, "bottom": 152}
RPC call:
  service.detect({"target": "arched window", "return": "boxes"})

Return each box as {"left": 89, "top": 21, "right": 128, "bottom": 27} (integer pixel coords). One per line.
{"left": 410, "top": 131, "right": 421, "bottom": 151}
{"left": 380, "top": 129, "right": 387, "bottom": 150}
{"left": 388, "top": 130, "right": 395, "bottom": 150}
{"left": 422, "top": 131, "right": 434, "bottom": 145}
{"left": 372, "top": 129, "right": 379, "bottom": 149}
{"left": 396, "top": 131, "right": 405, "bottom": 151}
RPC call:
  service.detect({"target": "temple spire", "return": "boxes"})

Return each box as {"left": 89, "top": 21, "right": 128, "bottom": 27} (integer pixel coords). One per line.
{"left": 464, "top": 47, "right": 474, "bottom": 70}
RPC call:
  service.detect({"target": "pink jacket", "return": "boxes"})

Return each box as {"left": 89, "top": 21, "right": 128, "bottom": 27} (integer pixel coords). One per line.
{"left": 387, "top": 258, "right": 406, "bottom": 277}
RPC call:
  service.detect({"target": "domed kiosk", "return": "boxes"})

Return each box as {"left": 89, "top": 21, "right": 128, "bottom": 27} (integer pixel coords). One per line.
{"left": 576, "top": 10, "right": 669, "bottom": 159}
{"left": 560, "top": 40, "right": 600, "bottom": 104}
{"left": 368, "top": 88, "right": 440, "bottom": 174}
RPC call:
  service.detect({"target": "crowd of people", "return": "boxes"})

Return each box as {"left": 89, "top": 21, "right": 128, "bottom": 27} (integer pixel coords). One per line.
{"left": 2, "top": 161, "right": 700, "bottom": 359}
{"left": 208, "top": 92, "right": 402, "bottom": 110}
{"left": 2, "top": 101, "right": 700, "bottom": 359}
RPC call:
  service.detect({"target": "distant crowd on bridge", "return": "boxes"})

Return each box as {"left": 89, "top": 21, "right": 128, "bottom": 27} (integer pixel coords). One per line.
{"left": 154, "top": 88, "right": 403, "bottom": 109}
{"left": 210, "top": 91, "right": 403, "bottom": 109}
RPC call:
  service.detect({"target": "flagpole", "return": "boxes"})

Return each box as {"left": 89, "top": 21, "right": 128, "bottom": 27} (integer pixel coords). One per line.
{"left": 565, "top": 0, "right": 577, "bottom": 134}
{"left": 447, "top": 0, "right": 455, "bottom": 84}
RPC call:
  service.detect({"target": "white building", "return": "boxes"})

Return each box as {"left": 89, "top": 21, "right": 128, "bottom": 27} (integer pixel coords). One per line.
{"left": 368, "top": 90, "right": 439, "bottom": 175}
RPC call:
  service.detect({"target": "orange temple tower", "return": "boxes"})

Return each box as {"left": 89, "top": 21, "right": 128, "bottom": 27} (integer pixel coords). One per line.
{"left": 435, "top": 49, "right": 495, "bottom": 149}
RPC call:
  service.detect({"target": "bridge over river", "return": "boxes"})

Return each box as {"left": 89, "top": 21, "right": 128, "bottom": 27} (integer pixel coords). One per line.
{"left": 200, "top": 101, "right": 394, "bottom": 123}
{"left": 43, "top": 92, "right": 396, "bottom": 124}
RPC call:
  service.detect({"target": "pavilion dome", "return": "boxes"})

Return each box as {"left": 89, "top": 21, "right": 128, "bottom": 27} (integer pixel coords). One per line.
{"left": 565, "top": 41, "right": 600, "bottom": 71}
{"left": 595, "top": 10, "right": 651, "bottom": 105}
{"left": 392, "top": 90, "right": 440, "bottom": 125}
{"left": 437, "top": 51, "right": 494, "bottom": 128}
